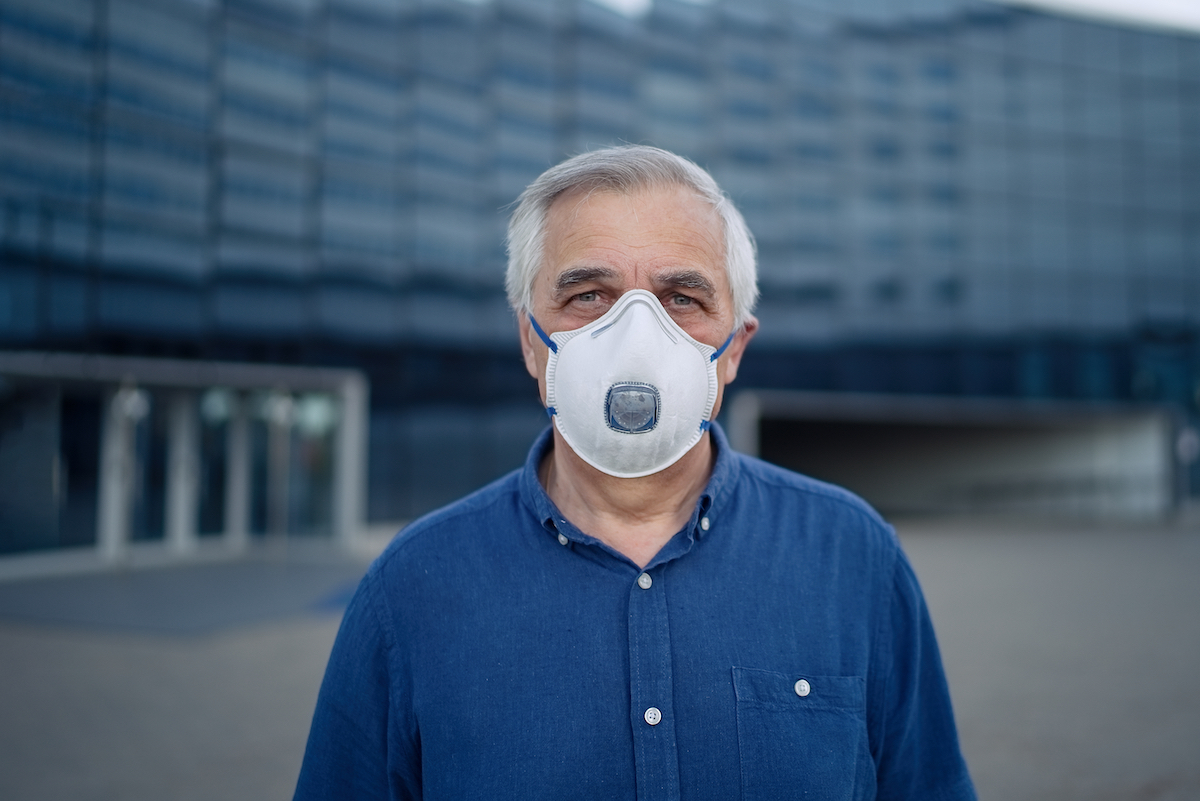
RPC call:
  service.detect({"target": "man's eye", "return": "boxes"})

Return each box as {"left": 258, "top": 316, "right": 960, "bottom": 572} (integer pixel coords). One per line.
{"left": 576, "top": 291, "right": 598, "bottom": 303}
{"left": 671, "top": 294, "right": 694, "bottom": 306}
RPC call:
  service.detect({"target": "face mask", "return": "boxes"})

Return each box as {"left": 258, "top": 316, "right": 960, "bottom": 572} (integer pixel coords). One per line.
{"left": 529, "top": 289, "right": 734, "bottom": 479}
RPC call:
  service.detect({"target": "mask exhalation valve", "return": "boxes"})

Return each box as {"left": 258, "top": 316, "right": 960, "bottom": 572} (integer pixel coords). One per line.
{"left": 605, "top": 383, "right": 660, "bottom": 434}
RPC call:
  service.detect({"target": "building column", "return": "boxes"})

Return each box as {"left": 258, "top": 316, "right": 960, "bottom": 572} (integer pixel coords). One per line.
{"left": 224, "top": 392, "right": 251, "bottom": 552}
{"left": 333, "top": 374, "right": 368, "bottom": 548}
{"left": 165, "top": 392, "right": 199, "bottom": 554}
{"left": 96, "top": 386, "right": 145, "bottom": 562}
{"left": 265, "top": 392, "right": 292, "bottom": 540}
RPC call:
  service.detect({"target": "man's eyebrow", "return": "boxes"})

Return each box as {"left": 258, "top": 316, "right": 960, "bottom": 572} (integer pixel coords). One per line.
{"left": 657, "top": 270, "right": 716, "bottom": 297}
{"left": 554, "top": 266, "right": 619, "bottom": 293}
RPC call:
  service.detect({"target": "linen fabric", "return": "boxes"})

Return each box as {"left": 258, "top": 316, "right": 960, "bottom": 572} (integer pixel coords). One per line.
{"left": 294, "top": 423, "right": 977, "bottom": 801}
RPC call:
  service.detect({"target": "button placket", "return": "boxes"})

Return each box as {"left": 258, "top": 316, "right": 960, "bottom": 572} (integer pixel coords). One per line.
{"left": 627, "top": 567, "right": 680, "bottom": 800}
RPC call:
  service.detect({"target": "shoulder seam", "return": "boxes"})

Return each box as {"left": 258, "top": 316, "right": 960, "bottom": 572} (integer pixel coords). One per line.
{"left": 373, "top": 476, "right": 523, "bottom": 571}
{"left": 734, "top": 454, "right": 892, "bottom": 533}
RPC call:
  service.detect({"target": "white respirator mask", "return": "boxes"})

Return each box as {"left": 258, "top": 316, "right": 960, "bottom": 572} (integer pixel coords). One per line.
{"left": 529, "top": 289, "right": 734, "bottom": 479}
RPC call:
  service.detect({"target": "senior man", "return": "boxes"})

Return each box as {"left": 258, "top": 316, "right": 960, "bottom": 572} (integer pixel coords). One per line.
{"left": 295, "top": 146, "right": 976, "bottom": 800}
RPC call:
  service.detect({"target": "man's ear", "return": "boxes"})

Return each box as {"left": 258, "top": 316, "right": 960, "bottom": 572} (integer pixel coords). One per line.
{"left": 517, "top": 314, "right": 541, "bottom": 380}
{"left": 719, "top": 315, "right": 758, "bottom": 385}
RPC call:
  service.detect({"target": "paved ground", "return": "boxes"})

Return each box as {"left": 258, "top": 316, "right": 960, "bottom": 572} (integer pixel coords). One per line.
{"left": 0, "top": 548, "right": 367, "bottom": 801}
{"left": 0, "top": 518, "right": 1197, "bottom": 800}
{"left": 896, "top": 516, "right": 1200, "bottom": 801}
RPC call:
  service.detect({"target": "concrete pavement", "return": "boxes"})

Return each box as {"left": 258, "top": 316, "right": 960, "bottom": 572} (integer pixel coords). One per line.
{"left": 0, "top": 548, "right": 367, "bottom": 801}
{"left": 898, "top": 516, "right": 1200, "bottom": 801}
{"left": 0, "top": 519, "right": 1197, "bottom": 800}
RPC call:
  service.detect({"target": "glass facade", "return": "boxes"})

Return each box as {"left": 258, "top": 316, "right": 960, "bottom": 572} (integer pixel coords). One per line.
{"left": 2, "top": 0, "right": 1198, "bottom": 517}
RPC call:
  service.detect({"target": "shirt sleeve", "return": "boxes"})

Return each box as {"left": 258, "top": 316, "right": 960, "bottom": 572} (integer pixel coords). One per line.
{"left": 871, "top": 548, "right": 978, "bottom": 801}
{"left": 293, "top": 568, "right": 421, "bottom": 801}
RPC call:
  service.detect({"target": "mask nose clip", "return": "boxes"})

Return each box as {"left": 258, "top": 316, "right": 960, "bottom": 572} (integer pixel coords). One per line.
{"left": 589, "top": 295, "right": 680, "bottom": 344}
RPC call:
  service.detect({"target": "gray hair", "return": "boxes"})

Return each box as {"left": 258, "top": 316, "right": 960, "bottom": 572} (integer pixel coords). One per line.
{"left": 505, "top": 145, "right": 759, "bottom": 329}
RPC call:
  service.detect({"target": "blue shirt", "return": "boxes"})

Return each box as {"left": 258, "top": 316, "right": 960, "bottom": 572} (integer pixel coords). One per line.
{"left": 295, "top": 424, "right": 976, "bottom": 801}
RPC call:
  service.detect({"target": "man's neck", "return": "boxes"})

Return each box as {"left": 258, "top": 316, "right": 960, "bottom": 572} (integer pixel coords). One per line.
{"left": 540, "top": 429, "right": 714, "bottom": 568}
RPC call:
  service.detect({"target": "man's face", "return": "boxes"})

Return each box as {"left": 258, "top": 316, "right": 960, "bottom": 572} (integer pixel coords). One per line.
{"left": 519, "top": 183, "right": 757, "bottom": 421}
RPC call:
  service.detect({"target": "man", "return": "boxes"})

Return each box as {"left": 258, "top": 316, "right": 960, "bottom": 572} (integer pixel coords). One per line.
{"left": 295, "top": 146, "right": 976, "bottom": 800}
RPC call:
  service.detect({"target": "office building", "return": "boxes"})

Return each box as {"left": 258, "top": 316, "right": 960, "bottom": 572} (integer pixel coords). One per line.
{"left": 1, "top": 0, "right": 1197, "bottom": 553}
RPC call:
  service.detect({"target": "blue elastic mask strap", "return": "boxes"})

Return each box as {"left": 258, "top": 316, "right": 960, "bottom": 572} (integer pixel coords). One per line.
{"left": 710, "top": 331, "right": 736, "bottom": 362}
{"left": 528, "top": 314, "right": 558, "bottom": 354}
{"left": 700, "top": 333, "right": 734, "bottom": 431}
{"left": 529, "top": 314, "right": 557, "bottom": 418}
{"left": 700, "top": 333, "right": 735, "bottom": 432}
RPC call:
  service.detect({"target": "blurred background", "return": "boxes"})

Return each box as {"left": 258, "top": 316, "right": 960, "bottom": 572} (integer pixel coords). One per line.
{"left": 2, "top": 0, "right": 1199, "bottom": 556}
{"left": 1, "top": 0, "right": 1199, "bottom": 797}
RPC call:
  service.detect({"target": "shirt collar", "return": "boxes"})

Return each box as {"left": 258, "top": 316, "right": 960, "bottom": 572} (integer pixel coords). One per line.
{"left": 519, "top": 421, "right": 741, "bottom": 550}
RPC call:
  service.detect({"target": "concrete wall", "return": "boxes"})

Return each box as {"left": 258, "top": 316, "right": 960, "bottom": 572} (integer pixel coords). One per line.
{"left": 727, "top": 391, "right": 1180, "bottom": 519}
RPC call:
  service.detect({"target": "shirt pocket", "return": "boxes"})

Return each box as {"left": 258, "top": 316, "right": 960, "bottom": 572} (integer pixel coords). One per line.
{"left": 732, "top": 667, "right": 871, "bottom": 801}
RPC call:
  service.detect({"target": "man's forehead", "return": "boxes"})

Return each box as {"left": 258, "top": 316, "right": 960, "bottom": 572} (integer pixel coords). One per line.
{"left": 543, "top": 185, "right": 722, "bottom": 256}
{"left": 536, "top": 183, "right": 729, "bottom": 297}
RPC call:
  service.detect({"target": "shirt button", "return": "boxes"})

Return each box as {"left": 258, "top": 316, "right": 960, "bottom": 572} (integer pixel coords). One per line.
{"left": 700, "top": 516, "right": 710, "bottom": 531}
{"left": 557, "top": 533, "right": 569, "bottom": 546}
{"left": 637, "top": 572, "right": 653, "bottom": 590}
{"left": 794, "top": 679, "right": 811, "bottom": 697}
{"left": 644, "top": 706, "right": 662, "bottom": 726}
